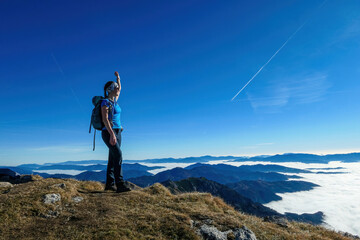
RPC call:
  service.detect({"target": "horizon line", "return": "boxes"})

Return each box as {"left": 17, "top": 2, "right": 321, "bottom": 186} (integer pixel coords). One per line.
{"left": 1, "top": 150, "right": 360, "bottom": 166}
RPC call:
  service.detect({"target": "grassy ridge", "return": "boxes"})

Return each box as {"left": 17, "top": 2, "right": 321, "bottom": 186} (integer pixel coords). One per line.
{"left": 0, "top": 177, "right": 353, "bottom": 240}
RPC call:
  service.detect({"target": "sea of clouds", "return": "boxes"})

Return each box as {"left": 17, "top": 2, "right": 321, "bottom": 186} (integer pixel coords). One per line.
{"left": 146, "top": 160, "right": 360, "bottom": 236}
{"left": 224, "top": 160, "right": 360, "bottom": 236}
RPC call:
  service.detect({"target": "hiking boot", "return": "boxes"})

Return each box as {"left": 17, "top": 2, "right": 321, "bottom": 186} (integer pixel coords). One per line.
{"left": 116, "top": 183, "right": 131, "bottom": 193}
{"left": 104, "top": 184, "right": 117, "bottom": 191}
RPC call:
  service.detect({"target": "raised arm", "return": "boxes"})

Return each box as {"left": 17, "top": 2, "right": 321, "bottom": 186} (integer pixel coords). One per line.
{"left": 114, "top": 71, "right": 121, "bottom": 101}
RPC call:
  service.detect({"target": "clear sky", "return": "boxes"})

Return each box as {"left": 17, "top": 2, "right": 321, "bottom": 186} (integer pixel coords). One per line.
{"left": 1, "top": 0, "right": 360, "bottom": 165}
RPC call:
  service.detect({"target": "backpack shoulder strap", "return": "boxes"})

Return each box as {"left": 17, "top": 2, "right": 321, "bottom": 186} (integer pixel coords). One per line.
{"left": 93, "top": 130, "right": 96, "bottom": 151}
{"left": 105, "top": 98, "right": 115, "bottom": 120}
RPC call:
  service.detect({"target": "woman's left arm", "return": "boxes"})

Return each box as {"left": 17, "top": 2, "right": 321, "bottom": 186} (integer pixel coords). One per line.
{"left": 114, "top": 71, "right": 121, "bottom": 101}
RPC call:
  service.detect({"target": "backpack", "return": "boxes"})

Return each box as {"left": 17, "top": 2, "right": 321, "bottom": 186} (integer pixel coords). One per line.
{"left": 89, "top": 96, "right": 114, "bottom": 151}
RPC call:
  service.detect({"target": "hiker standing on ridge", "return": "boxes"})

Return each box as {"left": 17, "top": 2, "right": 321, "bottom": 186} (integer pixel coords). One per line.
{"left": 101, "top": 71, "right": 131, "bottom": 193}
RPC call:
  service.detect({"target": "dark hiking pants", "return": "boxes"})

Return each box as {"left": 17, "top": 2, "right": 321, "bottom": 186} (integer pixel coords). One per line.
{"left": 102, "top": 129, "right": 124, "bottom": 186}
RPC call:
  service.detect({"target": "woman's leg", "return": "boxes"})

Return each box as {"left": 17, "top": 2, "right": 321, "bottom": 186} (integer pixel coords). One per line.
{"left": 102, "top": 129, "right": 124, "bottom": 186}
{"left": 114, "top": 130, "right": 124, "bottom": 184}
{"left": 105, "top": 150, "right": 115, "bottom": 187}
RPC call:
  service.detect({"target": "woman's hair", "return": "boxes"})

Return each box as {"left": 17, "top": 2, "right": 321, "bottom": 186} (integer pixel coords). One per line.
{"left": 104, "top": 81, "right": 114, "bottom": 98}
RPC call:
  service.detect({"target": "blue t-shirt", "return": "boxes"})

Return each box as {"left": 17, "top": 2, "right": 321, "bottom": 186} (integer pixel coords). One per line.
{"left": 101, "top": 99, "right": 122, "bottom": 130}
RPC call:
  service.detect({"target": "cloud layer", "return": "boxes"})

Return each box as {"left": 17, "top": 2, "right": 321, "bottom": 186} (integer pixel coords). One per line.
{"left": 226, "top": 160, "right": 360, "bottom": 236}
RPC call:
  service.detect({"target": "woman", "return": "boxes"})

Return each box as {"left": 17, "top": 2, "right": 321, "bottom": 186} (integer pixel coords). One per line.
{"left": 101, "top": 71, "right": 131, "bottom": 193}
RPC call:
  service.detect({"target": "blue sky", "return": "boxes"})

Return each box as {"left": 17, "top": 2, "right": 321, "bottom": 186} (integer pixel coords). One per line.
{"left": 1, "top": 0, "right": 360, "bottom": 165}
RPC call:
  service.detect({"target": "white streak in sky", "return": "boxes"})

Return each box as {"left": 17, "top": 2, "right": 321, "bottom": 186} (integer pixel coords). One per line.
{"left": 231, "top": 22, "right": 307, "bottom": 102}
{"left": 51, "top": 53, "right": 64, "bottom": 75}
{"left": 51, "top": 53, "right": 83, "bottom": 109}
{"left": 231, "top": 0, "right": 329, "bottom": 101}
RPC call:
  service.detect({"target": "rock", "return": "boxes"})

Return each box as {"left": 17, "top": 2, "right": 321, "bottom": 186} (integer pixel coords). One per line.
{"left": 263, "top": 216, "right": 288, "bottom": 228}
{"left": 52, "top": 183, "right": 66, "bottom": 189}
{"left": 1, "top": 174, "right": 41, "bottom": 184}
{"left": 72, "top": 196, "right": 83, "bottom": 203}
{"left": 190, "top": 219, "right": 195, "bottom": 228}
{"left": 204, "top": 219, "right": 214, "bottom": 225}
{"left": 198, "top": 224, "right": 228, "bottom": 240}
{"left": 43, "top": 193, "right": 61, "bottom": 204}
{"left": 233, "top": 226, "right": 257, "bottom": 240}
{"left": 0, "top": 182, "right": 13, "bottom": 188}
{"left": 0, "top": 169, "right": 20, "bottom": 179}
{"left": 44, "top": 210, "right": 60, "bottom": 218}
{"left": 42, "top": 205, "right": 62, "bottom": 218}
{"left": 339, "top": 231, "right": 360, "bottom": 239}
{"left": 191, "top": 219, "right": 201, "bottom": 228}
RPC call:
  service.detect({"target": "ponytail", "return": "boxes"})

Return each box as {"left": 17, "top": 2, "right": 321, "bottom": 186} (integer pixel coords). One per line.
{"left": 103, "top": 81, "right": 113, "bottom": 98}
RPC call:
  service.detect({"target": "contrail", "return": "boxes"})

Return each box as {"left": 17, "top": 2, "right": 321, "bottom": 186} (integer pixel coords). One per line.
{"left": 51, "top": 53, "right": 83, "bottom": 109}
{"left": 231, "top": 0, "right": 328, "bottom": 101}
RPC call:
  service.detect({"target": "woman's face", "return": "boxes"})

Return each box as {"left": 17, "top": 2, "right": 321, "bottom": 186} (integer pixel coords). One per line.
{"left": 114, "top": 86, "right": 120, "bottom": 97}
{"left": 107, "top": 82, "right": 120, "bottom": 97}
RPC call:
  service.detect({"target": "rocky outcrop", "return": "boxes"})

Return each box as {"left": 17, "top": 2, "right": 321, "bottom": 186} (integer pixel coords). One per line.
{"left": 191, "top": 219, "right": 257, "bottom": 240}
{"left": 0, "top": 182, "right": 13, "bottom": 188}
{"left": 0, "top": 168, "right": 20, "bottom": 179}
{"left": 43, "top": 193, "right": 61, "bottom": 204}
{"left": 51, "top": 183, "right": 66, "bottom": 189}
{"left": 197, "top": 224, "right": 230, "bottom": 240}
{"left": 71, "top": 196, "right": 83, "bottom": 203}
{"left": 0, "top": 169, "right": 41, "bottom": 184}
{"left": 233, "top": 226, "right": 257, "bottom": 240}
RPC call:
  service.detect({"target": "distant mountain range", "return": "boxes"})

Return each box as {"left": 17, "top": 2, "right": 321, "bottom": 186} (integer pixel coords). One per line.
{"left": 128, "top": 163, "right": 302, "bottom": 187}
{"left": 1, "top": 153, "right": 349, "bottom": 187}
{"left": 2, "top": 152, "right": 357, "bottom": 171}
{"left": 132, "top": 155, "right": 238, "bottom": 163}
{"left": 236, "top": 152, "right": 360, "bottom": 163}
{"left": 0, "top": 163, "right": 164, "bottom": 182}
{"left": 162, "top": 177, "right": 324, "bottom": 225}
{"left": 125, "top": 162, "right": 319, "bottom": 204}
{"left": 28, "top": 163, "right": 162, "bottom": 172}
{"left": 33, "top": 169, "right": 153, "bottom": 182}
{"left": 128, "top": 152, "right": 360, "bottom": 163}
{"left": 184, "top": 163, "right": 312, "bottom": 173}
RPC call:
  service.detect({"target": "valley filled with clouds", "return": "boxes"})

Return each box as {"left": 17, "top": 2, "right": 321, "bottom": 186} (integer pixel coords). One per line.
{"left": 141, "top": 159, "right": 360, "bottom": 235}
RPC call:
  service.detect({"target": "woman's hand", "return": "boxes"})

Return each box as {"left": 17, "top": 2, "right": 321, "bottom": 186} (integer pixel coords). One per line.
{"left": 110, "top": 133, "right": 117, "bottom": 146}
{"left": 114, "top": 71, "right": 120, "bottom": 79}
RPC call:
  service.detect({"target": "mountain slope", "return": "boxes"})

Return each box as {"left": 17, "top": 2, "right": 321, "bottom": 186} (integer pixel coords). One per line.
{"left": 0, "top": 177, "right": 354, "bottom": 240}
{"left": 226, "top": 180, "right": 319, "bottom": 204}
{"left": 161, "top": 177, "right": 323, "bottom": 225}
{"left": 161, "top": 177, "right": 280, "bottom": 218}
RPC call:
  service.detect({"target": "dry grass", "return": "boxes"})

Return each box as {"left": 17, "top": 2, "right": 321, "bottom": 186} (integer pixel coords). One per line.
{"left": 0, "top": 177, "right": 354, "bottom": 240}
